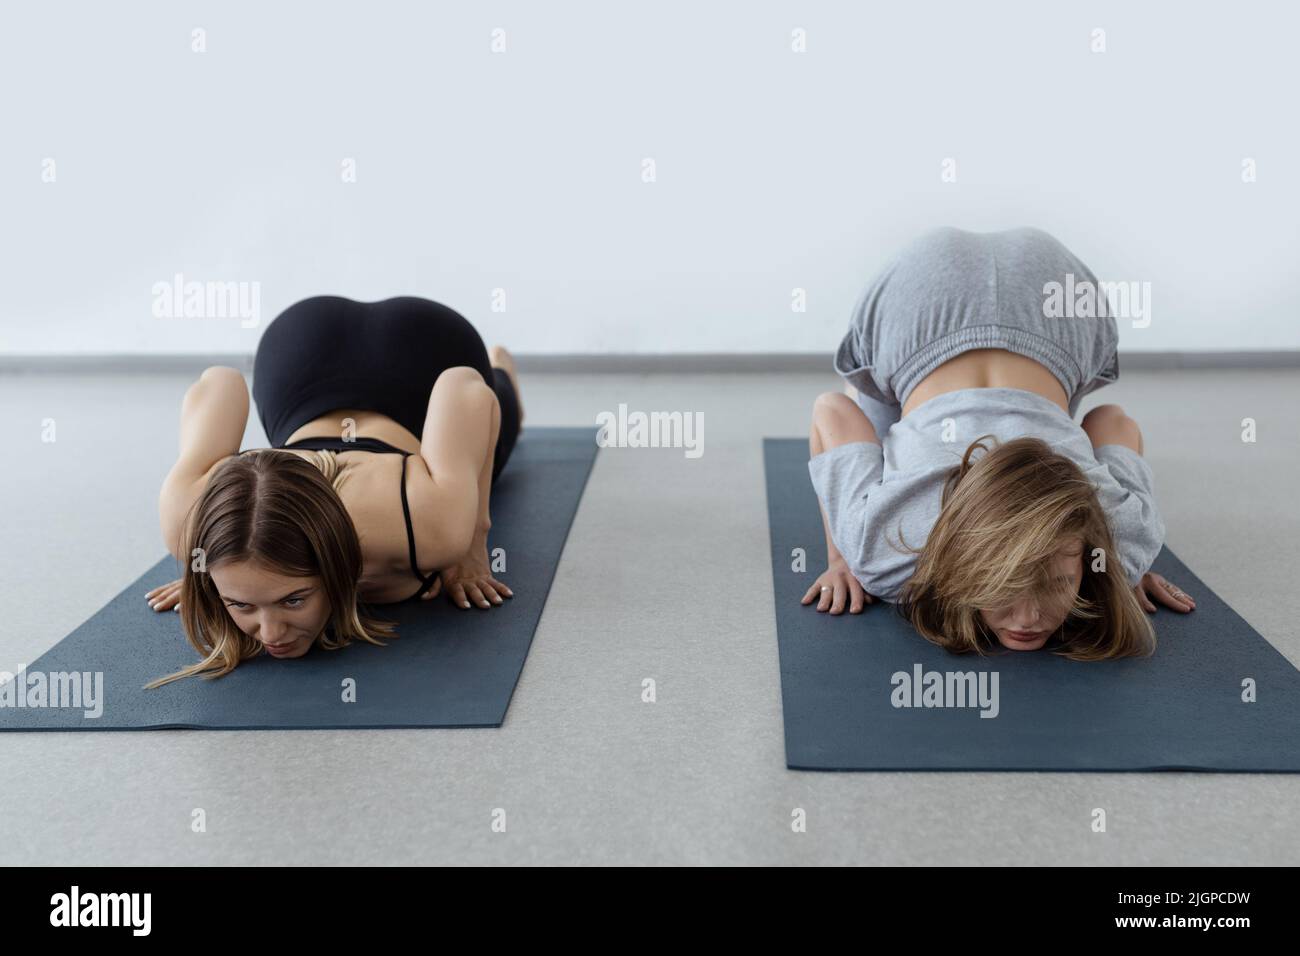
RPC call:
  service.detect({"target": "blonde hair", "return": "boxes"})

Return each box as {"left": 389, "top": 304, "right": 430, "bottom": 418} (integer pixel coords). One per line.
{"left": 146, "top": 450, "right": 396, "bottom": 688}
{"left": 895, "top": 435, "right": 1155, "bottom": 661}
{"left": 298, "top": 448, "right": 350, "bottom": 494}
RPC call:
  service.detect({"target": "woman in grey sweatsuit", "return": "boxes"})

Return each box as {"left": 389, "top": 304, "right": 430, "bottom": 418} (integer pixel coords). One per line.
{"left": 803, "top": 227, "right": 1195, "bottom": 659}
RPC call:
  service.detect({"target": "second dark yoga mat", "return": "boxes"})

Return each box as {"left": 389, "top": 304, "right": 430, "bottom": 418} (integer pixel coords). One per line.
{"left": 763, "top": 437, "right": 1300, "bottom": 772}
{"left": 0, "top": 427, "right": 597, "bottom": 732}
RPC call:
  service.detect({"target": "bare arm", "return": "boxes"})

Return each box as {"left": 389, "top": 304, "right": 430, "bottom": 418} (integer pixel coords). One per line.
{"left": 417, "top": 366, "right": 501, "bottom": 566}
{"left": 158, "top": 366, "right": 250, "bottom": 560}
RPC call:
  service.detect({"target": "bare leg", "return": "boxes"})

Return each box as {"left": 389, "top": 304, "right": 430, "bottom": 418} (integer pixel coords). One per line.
{"left": 488, "top": 344, "right": 524, "bottom": 426}
{"left": 811, "top": 392, "right": 879, "bottom": 456}
{"left": 843, "top": 383, "right": 901, "bottom": 439}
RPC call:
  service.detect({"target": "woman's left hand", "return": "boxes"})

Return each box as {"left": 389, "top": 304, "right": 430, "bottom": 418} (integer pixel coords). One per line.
{"left": 1135, "top": 571, "right": 1195, "bottom": 613}
{"left": 429, "top": 552, "right": 514, "bottom": 609}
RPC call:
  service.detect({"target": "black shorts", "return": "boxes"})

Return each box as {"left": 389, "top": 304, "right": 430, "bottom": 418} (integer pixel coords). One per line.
{"left": 252, "top": 295, "right": 520, "bottom": 483}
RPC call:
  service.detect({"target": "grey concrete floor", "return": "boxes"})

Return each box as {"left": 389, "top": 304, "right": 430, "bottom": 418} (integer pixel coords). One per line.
{"left": 1, "top": 366, "right": 1298, "bottom": 865}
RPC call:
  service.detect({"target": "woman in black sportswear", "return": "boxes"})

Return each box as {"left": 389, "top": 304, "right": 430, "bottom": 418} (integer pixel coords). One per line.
{"left": 145, "top": 296, "right": 523, "bottom": 679}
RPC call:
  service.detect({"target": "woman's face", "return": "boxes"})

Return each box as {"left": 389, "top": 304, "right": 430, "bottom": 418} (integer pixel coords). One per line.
{"left": 979, "top": 539, "right": 1085, "bottom": 651}
{"left": 208, "top": 560, "right": 331, "bottom": 660}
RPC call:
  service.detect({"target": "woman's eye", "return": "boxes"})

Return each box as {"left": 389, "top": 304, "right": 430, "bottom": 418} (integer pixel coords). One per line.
{"left": 283, "top": 598, "right": 305, "bottom": 608}
{"left": 226, "top": 602, "right": 249, "bottom": 611}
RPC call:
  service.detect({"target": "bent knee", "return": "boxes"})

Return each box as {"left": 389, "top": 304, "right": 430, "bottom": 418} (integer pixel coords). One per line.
{"left": 1082, "top": 404, "right": 1142, "bottom": 453}
{"left": 812, "top": 391, "right": 859, "bottom": 416}
{"left": 1082, "top": 403, "right": 1126, "bottom": 423}
{"left": 201, "top": 365, "right": 245, "bottom": 383}
{"left": 812, "top": 391, "right": 871, "bottom": 432}
{"left": 810, "top": 391, "right": 879, "bottom": 446}
{"left": 436, "top": 365, "right": 489, "bottom": 389}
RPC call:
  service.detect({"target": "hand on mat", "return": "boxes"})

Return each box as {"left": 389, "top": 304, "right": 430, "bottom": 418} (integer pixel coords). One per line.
{"left": 1134, "top": 571, "right": 1195, "bottom": 614}
{"left": 434, "top": 553, "right": 513, "bottom": 610}
{"left": 801, "top": 559, "right": 874, "bottom": 614}
{"left": 145, "top": 579, "right": 183, "bottom": 612}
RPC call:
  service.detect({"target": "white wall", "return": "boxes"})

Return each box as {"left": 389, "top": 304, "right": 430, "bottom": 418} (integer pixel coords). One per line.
{"left": 1, "top": 0, "right": 1296, "bottom": 356}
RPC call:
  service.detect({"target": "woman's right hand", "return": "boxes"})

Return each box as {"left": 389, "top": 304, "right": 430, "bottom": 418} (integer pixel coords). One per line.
{"left": 435, "top": 549, "right": 513, "bottom": 610}
{"left": 145, "top": 579, "right": 183, "bottom": 612}
{"left": 800, "top": 560, "right": 874, "bottom": 614}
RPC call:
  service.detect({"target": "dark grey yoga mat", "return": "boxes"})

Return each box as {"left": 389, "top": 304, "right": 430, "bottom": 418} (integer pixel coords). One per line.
{"left": 0, "top": 427, "right": 597, "bottom": 732}
{"left": 764, "top": 437, "right": 1300, "bottom": 772}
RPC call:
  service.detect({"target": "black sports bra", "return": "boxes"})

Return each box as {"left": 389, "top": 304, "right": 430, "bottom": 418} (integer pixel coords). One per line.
{"left": 281, "top": 436, "right": 439, "bottom": 601}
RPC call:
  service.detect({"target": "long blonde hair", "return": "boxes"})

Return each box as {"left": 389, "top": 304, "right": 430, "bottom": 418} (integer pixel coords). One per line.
{"left": 895, "top": 435, "right": 1155, "bottom": 661}
{"left": 146, "top": 450, "right": 396, "bottom": 688}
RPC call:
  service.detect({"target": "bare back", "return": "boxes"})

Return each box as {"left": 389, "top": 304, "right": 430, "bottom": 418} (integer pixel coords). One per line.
{"left": 901, "top": 349, "right": 1069, "bottom": 418}
{"left": 276, "top": 408, "right": 457, "bottom": 603}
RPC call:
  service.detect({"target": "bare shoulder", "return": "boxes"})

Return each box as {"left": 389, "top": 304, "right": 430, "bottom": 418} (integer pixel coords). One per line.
{"left": 334, "top": 453, "right": 463, "bottom": 589}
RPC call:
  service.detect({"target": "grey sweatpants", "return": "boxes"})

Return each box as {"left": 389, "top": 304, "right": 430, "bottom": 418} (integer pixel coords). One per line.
{"left": 835, "top": 227, "right": 1121, "bottom": 435}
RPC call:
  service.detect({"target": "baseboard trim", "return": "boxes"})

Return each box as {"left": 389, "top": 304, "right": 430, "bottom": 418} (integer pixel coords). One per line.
{"left": 2, "top": 351, "right": 1299, "bottom": 374}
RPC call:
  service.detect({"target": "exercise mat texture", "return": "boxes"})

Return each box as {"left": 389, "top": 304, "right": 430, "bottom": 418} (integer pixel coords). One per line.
{"left": 0, "top": 427, "right": 597, "bottom": 731}
{"left": 764, "top": 437, "right": 1300, "bottom": 772}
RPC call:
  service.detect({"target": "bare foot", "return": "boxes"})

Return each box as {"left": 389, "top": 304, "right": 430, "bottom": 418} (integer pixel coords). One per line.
{"left": 488, "top": 344, "right": 524, "bottom": 426}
